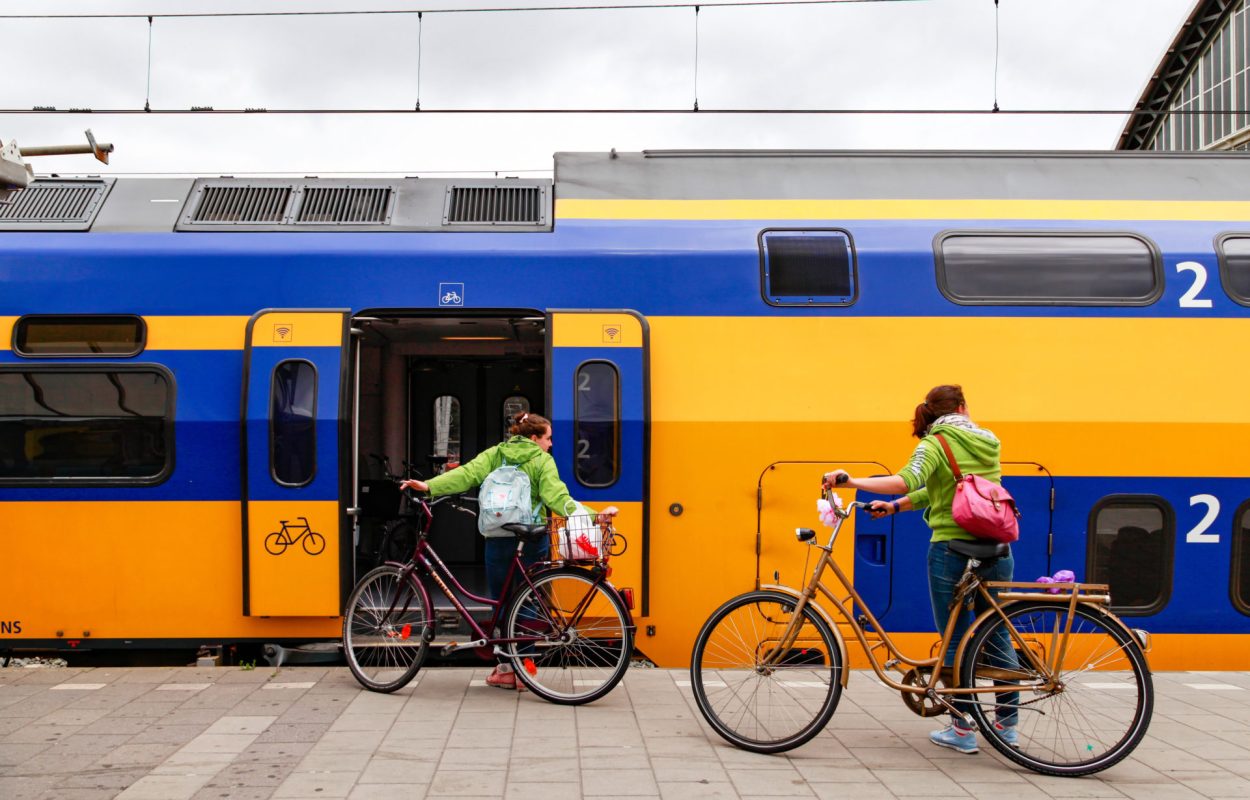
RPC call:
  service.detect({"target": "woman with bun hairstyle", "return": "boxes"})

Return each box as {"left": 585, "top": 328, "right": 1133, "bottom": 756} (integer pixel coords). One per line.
{"left": 401, "top": 411, "right": 617, "bottom": 689}
{"left": 821, "top": 384, "right": 1017, "bottom": 755}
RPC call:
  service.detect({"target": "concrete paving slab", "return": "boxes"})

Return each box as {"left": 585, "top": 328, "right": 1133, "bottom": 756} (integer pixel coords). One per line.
{"left": 0, "top": 666, "right": 1246, "bottom": 799}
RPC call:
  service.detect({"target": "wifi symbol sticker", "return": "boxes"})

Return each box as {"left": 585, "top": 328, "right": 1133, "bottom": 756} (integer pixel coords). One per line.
{"left": 602, "top": 324, "right": 622, "bottom": 343}
{"left": 273, "top": 324, "right": 294, "bottom": 343}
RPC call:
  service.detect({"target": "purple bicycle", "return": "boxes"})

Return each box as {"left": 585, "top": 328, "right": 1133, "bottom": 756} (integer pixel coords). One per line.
{"left": 342, "top": 489, "right": 634, "bottom": 704}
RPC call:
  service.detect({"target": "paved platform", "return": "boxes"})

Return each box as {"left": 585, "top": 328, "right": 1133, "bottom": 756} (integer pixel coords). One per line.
{"left": 2, "top": 666, "right": 1249, "bottom": 799}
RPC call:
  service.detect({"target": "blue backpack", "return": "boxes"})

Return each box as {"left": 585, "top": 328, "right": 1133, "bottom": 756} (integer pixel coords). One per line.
{"left": 477, "top": 459, "right": 541, "bottom": 537}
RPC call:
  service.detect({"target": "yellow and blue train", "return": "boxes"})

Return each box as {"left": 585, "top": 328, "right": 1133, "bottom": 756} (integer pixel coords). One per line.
{"left": 2, "top": 150, "right": 1249, "bottom": 669}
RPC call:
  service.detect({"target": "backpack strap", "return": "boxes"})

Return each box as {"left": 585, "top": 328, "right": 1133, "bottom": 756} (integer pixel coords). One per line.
{"left": 933, "top": 433, "right": 964, "bottom": 481}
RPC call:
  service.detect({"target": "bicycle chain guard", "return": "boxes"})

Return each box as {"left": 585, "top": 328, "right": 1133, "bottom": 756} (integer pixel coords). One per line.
{"left": 900, "top": 667, "right": 949, "bottom": 718}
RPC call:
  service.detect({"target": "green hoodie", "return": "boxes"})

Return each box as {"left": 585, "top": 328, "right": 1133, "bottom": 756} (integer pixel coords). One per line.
{"left": 897, "top": 416, "right": 1002, "bottom": 543}
{"left": 425, "top": 436, "right": 591, "bottom": 520}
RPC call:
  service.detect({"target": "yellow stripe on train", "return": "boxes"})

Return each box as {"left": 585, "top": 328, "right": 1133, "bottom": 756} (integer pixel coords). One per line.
{"left": 556, "top": 197, "right": 1250, "bottom": 221}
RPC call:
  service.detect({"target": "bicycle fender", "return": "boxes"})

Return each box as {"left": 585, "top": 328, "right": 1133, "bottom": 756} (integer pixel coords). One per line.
{"left": 527, "top": 566, "right": 638, "bottom": 633}
{"left": 953, "top": 599, "right": 1152, "bottom": 682}
{"left": 759, "top": 584, "right": 850, "bottom": 688}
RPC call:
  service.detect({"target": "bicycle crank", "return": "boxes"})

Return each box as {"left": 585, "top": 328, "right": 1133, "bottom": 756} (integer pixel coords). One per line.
{"left": 900, "top": 667, "right": 948, "bottom": 718}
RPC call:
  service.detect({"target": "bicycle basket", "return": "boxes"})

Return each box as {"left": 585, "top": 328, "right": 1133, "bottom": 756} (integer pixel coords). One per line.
{"left": 549, "top": 514, "right": 620, "bottom": 562}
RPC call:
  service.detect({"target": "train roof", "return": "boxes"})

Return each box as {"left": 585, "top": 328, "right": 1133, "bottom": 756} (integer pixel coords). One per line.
{"left": 554, "top": 149, "right": 1250, "bottom": 201}
{"left": 5, "top": 149, "right": 1250, "bottom": 233}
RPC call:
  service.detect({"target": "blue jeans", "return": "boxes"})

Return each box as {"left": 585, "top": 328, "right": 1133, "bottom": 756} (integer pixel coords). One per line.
{"left": 927, "top": 540, "right": 1019, "bottom": 726}
{"left": 484, "top": 536, "right": 549, "bottom": 666}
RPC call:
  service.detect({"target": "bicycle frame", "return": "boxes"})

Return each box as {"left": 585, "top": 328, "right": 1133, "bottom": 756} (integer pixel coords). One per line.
{"left": 769, "top": 497, "right": 1114, "bottom": 714}
{"left": 384, "top": 495, "right": 613, "bottom": 656}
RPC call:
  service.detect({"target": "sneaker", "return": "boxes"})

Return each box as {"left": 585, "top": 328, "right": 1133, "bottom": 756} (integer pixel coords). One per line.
{"left": 993, "top": 721, "right": 1019, "bottom": 748}
{"left": 929, "top": 722, "right": 979, "bottom": 754}
{"left": 485, "top": 666, "right": 517, "bottom": 690}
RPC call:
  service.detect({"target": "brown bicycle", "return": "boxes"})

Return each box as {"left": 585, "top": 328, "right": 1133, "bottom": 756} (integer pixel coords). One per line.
{"left": 690, "top": 489, "right": 1153, "bottom": 777}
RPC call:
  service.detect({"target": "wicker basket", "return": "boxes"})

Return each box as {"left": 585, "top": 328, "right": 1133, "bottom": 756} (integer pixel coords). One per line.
{"left": 548, "top": 514, "right": 621, "bottom": 562}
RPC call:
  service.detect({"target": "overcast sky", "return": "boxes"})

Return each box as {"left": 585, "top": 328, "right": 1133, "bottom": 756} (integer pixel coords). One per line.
{"left": 1, "top": 0, "right": 1197, "bottom": 177}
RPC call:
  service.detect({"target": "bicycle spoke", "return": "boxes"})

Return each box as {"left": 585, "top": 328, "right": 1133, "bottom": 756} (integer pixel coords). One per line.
{"left": 506, "top": 570, "right": 631, "bottom": 704}
{"left": 963, "top": 602, "right": 1151, "bottom": 776}
{"left": 344, "top": 566, "right": 429, "bottom": 693}
{"left": 691, "top": 593, "right": 841, "bottom": 753}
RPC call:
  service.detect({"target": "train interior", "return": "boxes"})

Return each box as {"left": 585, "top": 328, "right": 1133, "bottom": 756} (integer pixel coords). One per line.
{"left": 352, "top": 312, "right": 546, "bottom": 638}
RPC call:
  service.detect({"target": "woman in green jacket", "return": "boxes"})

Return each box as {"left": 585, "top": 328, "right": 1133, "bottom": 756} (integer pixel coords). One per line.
{"left": 822, "top": 384, "right": 1017, "bottom": 755}
{"left": 400, "top": 412, "right": 617, "bottom": 689}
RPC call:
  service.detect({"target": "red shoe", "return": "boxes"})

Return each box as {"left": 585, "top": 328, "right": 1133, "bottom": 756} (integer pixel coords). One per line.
{"left": 485, "top": 666, "right": 518, "bottom": 690}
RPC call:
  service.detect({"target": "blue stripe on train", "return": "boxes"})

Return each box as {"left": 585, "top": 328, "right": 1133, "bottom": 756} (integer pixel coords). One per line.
{"left": 0, "top": 220, "right": 1245, "bottom": 318}
{"left": 866, "top": 476, "right": 1250, "bottom": 635}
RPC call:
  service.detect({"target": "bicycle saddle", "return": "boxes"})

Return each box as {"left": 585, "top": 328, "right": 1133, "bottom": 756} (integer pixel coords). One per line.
{"left": 948, "top": 540, "right": 1010, "bottom": 560}
{"left": 501, "top": 522, "right": 548, "bottom": 542}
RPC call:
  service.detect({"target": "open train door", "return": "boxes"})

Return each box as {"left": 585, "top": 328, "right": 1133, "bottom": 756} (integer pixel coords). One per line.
{"left": 548, "top": 310, "right": 649, "bottom": 615}
{"left": 241, "top": 309, "right": 351, "bottom": 616}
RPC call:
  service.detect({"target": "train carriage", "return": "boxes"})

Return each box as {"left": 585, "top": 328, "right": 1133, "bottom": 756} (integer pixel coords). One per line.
{"left": 2, "top": 150, "right": 1249, "bottom": 669}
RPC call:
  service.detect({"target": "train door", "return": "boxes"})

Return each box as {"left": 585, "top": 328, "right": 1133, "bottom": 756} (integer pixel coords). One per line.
{"left": 757, "top": 461, "right": 894, "bottom": 617}
{"left": 348, "top": 312, "right": 547, "bottom": 634}
{"left": 548, "top": 310, "right": 649, "bottom": 614}
{"left": 241, "top": 309, "right": 351, "bottom": 617}
{"left": 408, "top": 357, "right": 544, "bottom": 590}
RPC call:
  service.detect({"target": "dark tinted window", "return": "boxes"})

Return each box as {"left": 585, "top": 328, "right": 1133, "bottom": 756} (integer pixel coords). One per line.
{"left": 15, "top": 315, "right": 145, "bottom": 357}
{"left": 938, "top": 233, "right": 1160, "bottom": 304}
{"left": 1218, "top": 235, "right": 1250, "bottom": 304}
{"left": 1233, "top": 501, "right": 1250, "bottom": 615}
{"left": 760, "top": 229, "right": 857, "bottom": 306}
{"left": 574, "top": 361, "right": 619, "bottom": 488}
{"left": 0, "top": 367, "right": 172, "bottom": 483}
{"left": 270, "top": 360, "right": 317, "bottom": 486}
{"left": 1087, "top": 497, "right": 1174, "bottom": 616}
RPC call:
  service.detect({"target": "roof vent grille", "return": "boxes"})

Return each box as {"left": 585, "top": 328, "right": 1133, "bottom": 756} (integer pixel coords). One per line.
{"left": 446, "top": 185, "right": 544, "bottom": 225}
{"left": 296, "top": 186, "right": 392, "bottom": 224}
{"left": 0, "top": 182, "right": 107, "bottom": 225}
{"left": 193, "top": 185, "right": 292, "bottom": 223}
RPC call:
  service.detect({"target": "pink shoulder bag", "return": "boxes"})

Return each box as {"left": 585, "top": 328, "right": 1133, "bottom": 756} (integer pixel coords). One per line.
{"left": 934, "top": 433, "right": 1020, "bottom": 544}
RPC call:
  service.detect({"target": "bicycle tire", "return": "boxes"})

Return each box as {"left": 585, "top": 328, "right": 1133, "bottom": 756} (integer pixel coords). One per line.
{"left": 503, "top": 568, "right": 632, "bottom": 705}
{"left": 342, "top": 565, "right": 431, "bottom": 693}
{"left": 263, "top": 531, "right": 286, "bottom": 556}
{"left": 690, "top": 590, "right": 843, "bottom": 754}
{"left": 303, "top": 531, "right": 326, "bottom": 556}
{"left": 960, "top": 601, "right": 1153, "bottom": 777}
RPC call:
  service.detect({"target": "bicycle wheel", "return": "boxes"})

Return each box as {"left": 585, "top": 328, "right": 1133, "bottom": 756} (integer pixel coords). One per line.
{"left": 960, "top": 601, "right": 1152, "bottom": 776}
{"left": 263, "top": 532, "right": 286, "bottom": 556}
{"left": 342, "top": 565, "right": 431, "bottom": 693}
{"left": 303, "top": 531, "right": 326, "bottom": 555}
{"left": 690, "top": 591, "right": 843, "bottom": 754}
{"left": 503, "top": 568, "right": 632, "bottom": 705}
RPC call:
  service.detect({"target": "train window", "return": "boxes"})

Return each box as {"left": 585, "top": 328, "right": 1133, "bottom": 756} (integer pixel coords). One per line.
{"left": 14, "top": 315, "right": 146, "bottom": 357}
{"left": 432, "top": 395, "right": 461, "bottom": 470}
{"left": 503, "top": 395, "right": 530, "bottom": 440}
{"left": 1232, "top": 501, "right": 1250, "bottom": 616}
{"left": 0, "top": 366, "right": 173, "bottom": 485}
{"left": 270, "top": 360, "right": 317, "bottom": 487}
{"left": 759, "top": 229, "right": 857, "bottom": 307}
{"left": 574, "top": 361, "right": 619, "bottom": 488}
{"left": 1217, "top": 235, "right": 1250, "bottom": 305}
{"left": 1086, "top": 496, "right": 1174, "bottom": 616}
{"left": 936, "top": 232, "right": 1162, "bottom": 305}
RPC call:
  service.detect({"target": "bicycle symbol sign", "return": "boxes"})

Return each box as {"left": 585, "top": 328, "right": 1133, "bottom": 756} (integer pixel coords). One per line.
{"left": 438, "top": 282, "right": 464, "bottom": 307}
{"left": 265, "top": 517, "right": 326, "bottom": 556}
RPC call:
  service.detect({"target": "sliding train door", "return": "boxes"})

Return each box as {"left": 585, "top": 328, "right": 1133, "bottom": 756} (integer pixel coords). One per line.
{"left": 242, "top": 309, "right": 351, "bottom": 616}
{"left": 548, "top": 310, "right": 649, "bottom": 614}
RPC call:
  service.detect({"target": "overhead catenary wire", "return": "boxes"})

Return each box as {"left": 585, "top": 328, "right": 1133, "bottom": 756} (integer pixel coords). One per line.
{"left": 0, "top": 1, "right": 929, "bottom": 20}
{"left": 3, "top": 107, "right": 1237, "bottom": 116}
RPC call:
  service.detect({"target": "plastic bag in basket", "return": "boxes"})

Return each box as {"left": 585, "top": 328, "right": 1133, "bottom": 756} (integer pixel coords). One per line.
{"left": 558, "top": 509, "right": 602, "bottom": 560}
